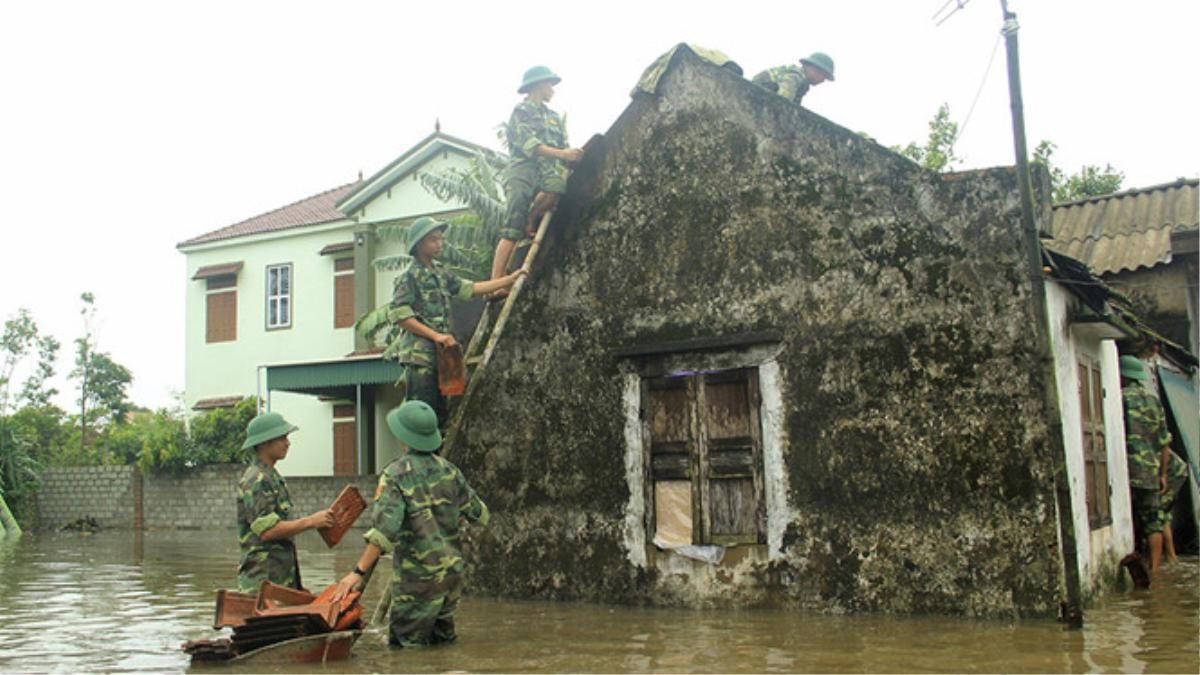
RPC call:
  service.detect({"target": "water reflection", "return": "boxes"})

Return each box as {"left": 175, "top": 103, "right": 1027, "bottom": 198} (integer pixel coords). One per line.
{"left": 0, "top": 530, "right": 1195, "bottom": 673}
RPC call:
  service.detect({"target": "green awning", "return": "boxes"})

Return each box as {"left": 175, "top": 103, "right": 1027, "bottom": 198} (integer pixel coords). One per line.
{"left": 1160, "top": 368, "right": 1199, "bottom": 482}
{"left": 266, "top": 356, "right": 403, "bottom": 398}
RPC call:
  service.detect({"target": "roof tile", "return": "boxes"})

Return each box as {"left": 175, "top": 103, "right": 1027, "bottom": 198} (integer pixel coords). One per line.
{"left": 179, "top": 181, "right": 360, "bottom": 248}
{"left": 1049, "top": 178, "right": 1198, "bottom": 275}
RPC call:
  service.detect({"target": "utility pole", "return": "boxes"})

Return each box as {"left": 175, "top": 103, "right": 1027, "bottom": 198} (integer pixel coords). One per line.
{"left": 999, "top": 0, "right": 1083, "bottom": 629}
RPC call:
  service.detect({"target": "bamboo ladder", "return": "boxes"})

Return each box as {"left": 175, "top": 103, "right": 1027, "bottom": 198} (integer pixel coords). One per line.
{"left": 0, "top": 490, "right": 20, "bottom": 537}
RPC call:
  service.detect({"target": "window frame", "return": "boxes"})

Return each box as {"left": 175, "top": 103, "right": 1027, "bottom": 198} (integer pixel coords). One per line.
{"left": 204, "top": 274, "right": 237, "bottom": 343}
{"left": 641, "top": 366, "right": 766, "bottom": 547}
{"left": 265, "top": 263, "right": 293, "bottom": 330}
{"left": 1077, "top": 356, "right": 1112, "bottom": 529}
{"left": 333, "top": 257, "right": 355, "bottom": 329}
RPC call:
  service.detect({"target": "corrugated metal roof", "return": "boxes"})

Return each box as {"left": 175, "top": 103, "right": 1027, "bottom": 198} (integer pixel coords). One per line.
{"left": 178, "top": 181, "right": 360, "bottom": 248}
{"left": 1048, "top": 178, "right": 1199, "bottom": 275}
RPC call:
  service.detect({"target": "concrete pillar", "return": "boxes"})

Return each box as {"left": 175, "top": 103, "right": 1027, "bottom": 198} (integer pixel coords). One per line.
{"left": 353, "top": 222, "right": 376, "bottom": 352}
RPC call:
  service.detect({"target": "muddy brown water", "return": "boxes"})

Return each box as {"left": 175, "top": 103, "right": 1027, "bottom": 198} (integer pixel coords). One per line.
{"left": 0, "top": 530, "right": 1196, "bottom": 673}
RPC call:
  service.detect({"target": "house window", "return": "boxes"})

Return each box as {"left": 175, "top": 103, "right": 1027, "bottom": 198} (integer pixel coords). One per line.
{"left": 332, "top": 404, "right": 357, "bottom": 476}
{"left": 266, "top": 263, "right": 292, "bottom": 329}
{"left": 205, "top": 275, "right": 237, "bottom": 343}
{"left": 333, "top": 257, "right": 355, "bottom": 329}
{"left": 643, "top": 367, "right": 765, "bottom": 546}
{"left": 1078, "top": 358, "right": 1111, "bottom": 529}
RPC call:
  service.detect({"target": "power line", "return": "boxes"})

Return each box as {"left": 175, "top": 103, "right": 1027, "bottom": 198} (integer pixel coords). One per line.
{"left": 953, "top": 32, "right": 1003, "bottom": 146}
{"left": 933, "top": 0, "right": 972, "bottom": 27}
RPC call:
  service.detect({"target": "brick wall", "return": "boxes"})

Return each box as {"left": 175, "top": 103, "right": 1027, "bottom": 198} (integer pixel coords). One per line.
{"left": 37, "top": 464, "right": 378, "bottom": 531}
{"left": 36, "top": 466, "right": 139, "bottom": 530}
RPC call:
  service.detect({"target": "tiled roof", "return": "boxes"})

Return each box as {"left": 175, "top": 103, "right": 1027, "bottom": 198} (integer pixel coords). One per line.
{"left": 1048, "top": 178, "right": 1199, "bottom": 275}
{"left": 178, "top": 181, "right": 361, "bottom": 248}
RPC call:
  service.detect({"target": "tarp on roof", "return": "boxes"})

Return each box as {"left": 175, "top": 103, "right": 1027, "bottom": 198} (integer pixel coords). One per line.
{"left": 1160, "top": 368, "right": 1199, "bottom": 482}
{"left": 633, "top": 44, "right": 739, "bottom": 96}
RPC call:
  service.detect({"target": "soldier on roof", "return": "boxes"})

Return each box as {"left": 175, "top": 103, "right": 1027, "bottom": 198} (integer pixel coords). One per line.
{"left": 751, "top": 52, "right": 835, "bottom": 105}
{"left": 489, "top": 66, "right": 585, "bottom": 294}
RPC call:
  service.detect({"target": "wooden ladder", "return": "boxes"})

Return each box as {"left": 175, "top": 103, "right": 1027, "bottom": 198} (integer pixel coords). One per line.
{"left": 442, "top": 201, "right": 556, "bottom": 449}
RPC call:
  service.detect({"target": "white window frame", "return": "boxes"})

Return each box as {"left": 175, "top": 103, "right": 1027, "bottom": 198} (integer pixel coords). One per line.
{"left": 265, "top": 263, "right": 293, "bottom": 330}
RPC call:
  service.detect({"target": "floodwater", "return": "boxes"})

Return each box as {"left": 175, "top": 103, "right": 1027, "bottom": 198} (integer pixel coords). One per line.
{"left": 0, "top": 530, "right": 1196, "bottom": 674}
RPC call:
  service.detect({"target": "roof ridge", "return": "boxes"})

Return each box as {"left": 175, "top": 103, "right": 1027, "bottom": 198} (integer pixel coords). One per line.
{"left": 1052, "top": 177, "right": 1199, "bottom": 209}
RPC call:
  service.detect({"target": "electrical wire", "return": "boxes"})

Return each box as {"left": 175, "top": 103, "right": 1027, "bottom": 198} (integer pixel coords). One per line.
{"left": 953, "top": 32, "right": 1003, "bottom": 147}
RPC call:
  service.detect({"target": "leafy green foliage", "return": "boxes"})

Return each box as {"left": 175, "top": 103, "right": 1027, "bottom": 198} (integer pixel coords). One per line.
{"left": 1032, "top": 140, "right": 1125, "bottom": 203}
{"left": 372, "top": 148, "right": 509, "bottom": 281}
{"left": 0, "top": 412, "right": 46, "bottom": 524}
{"left": 359, "top": 148, "right": 510, "bottom": 351}
{"left": 1, "top": 309, "right": 58, "bottom": 415}
{"left": 70, "top": 293, "right": 133, "bottom": 444}
{"left": 187, "top": 396, "right": 258, "bottom": 466}
{"left": 896, "top": 103, "right": 960, "bottom": 173}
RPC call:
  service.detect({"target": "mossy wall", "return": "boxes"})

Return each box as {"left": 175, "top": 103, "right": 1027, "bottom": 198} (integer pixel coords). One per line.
{"left": 449, "top": 48, "right": 1064, "bottom": 617}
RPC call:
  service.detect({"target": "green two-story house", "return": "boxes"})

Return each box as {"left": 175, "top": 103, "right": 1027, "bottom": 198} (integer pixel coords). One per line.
{"left": 178, "top": 131, "right": 486, "bottom": 476}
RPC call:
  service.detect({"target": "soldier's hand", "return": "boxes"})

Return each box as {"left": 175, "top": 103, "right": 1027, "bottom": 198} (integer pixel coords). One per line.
{"left": 508, "top": 268, "right": 528, "bottom": 283}
{"left": 435, "top": 333, "right": 458, "bottom": 349}
{"left": 310, "top": 508, "right": 336, "bottom": 529}
{"left": 562, "top": 147, "right": 584, "bottom": 164}
{"left": 331, "top": 572, "right": 359, "bottom": 602}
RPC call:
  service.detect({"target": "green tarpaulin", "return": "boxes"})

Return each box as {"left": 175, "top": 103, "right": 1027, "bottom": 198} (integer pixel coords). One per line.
{"left": 1159, "top": 368, "right": 1199, "bottom": 482}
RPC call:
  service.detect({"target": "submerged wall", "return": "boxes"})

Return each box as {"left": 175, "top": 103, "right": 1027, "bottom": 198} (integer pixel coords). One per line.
{"left": 36, "top": 464, "right": 375, "bottom": 532}
{"left": 448, "top": 48, "right": 1066, "bottom": 617}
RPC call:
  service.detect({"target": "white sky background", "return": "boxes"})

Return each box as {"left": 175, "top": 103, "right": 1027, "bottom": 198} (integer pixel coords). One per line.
{"left": 1, "top": 0, "right": 1197, "bottom": 412}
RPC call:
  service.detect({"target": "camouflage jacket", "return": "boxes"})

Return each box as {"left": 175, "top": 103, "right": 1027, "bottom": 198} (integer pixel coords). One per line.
{"left": 390, "top": 259, "right": 474, "bottom": 366}
{"left": 236, "top": 458, "right": 300, "bottom": 592}
{"left": 1122, "top": 383, "right": 1172, "bottom": 489}
{"left": 363, "top": 449, "right": 489, "bottom": 584}
{"left": 506, "top": 99, "right": 568, "bottom": 167}
{"left": 754, "top": 64, "right": 812, "bottom": 103}
{"left": 1166, "top": 450, "right": 1188, "bottom": 495}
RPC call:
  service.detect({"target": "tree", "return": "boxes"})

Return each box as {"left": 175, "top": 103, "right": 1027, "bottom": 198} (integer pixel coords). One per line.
{"left": 0, "top": 309, "right": 58, "bottom": 416}
{"left": 897, "top": 103, "right": 960, "bottom": 173}
{"left": 1032, "top": 140, "right": 1124, "bottom": 203}
{"left": 358, "top": 148, "right": 509, "bottom": 355}
{"left": 70, "top": 293, "right": 133, "bottom": 447}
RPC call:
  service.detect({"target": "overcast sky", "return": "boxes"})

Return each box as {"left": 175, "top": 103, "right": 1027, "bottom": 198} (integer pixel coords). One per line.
{"left": 1, "top": 0, "right": 1197, "bottom": 412}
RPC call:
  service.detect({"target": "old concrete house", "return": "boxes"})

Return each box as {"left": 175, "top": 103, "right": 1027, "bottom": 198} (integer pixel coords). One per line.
{"left": 447, "top": 46, "right": 1106, "bottom": 618}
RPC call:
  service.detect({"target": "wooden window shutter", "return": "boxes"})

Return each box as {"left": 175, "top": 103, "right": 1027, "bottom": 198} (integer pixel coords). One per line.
{"left": 334, "top": 273, "right": 355, "bottom": 328}
{"left": 333, "top": 420, "right": 357, "bottom": 476}
{"left": 206, "top": 291, "right": 237, "bottom": 343}
{"left": 645, "top": 377, "right": 696, "bottom": 547}
{"left": 701, "top": 369, "right": 764, "bottom": 545}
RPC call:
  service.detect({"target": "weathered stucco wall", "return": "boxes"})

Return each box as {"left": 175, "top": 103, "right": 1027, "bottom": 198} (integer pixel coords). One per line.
{"left": 448, "top": 48, "right": 1065, "bottom": 617}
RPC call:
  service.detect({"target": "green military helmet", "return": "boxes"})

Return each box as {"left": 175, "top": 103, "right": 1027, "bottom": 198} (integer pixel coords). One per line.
{"left": 518, "top": 65, "right": 562, "bottom": 94}
{"left": 1120, "top": 355, "right": 1149, "bottom": 381}
{"left": 800, "top": 52, "right": 835, "bottom": 81}
{"left": 407, "top": 216, "right": 449, "bottom": 255}
{"left": 387, "top": 400, "right": 442, "bottom": 452}
{"left": 241, "top": 411, "right": 299, "bottom": 450}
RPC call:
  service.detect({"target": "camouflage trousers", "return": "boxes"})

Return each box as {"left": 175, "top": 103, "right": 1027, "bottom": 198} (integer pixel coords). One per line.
{"left": 387, "top": 574, "right": 463, "bottom": 648}
{"left": 237, "top": 540, "right": 301, "bottom": 593}
{"left": 403, "top": 363, "right": 447, "bottom": 429}
{"left": 1131, "top": 487, "right": 1167, "bottom": 536}
{"left": 500, "top": 159, "right": 567, "bottom": 241}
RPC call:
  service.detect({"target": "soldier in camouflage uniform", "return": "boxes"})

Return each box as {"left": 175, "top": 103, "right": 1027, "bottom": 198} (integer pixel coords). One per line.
{"left": 751, "top": 51, "right": 835, "bottom": 105}
{"left": 1119, "top": 355, "right": 1172, "bottom": 572}
{"left": 332, "top": 400, "right": 489, "bottom": 647}
{"left": 489, "top": 65, "right": 585, "bottom": 291}
{"left": 236, "top": 411, "right": 335, "bottom": 593}
{"left": 393, "top": 217, "right": 525, "bottom": 426}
